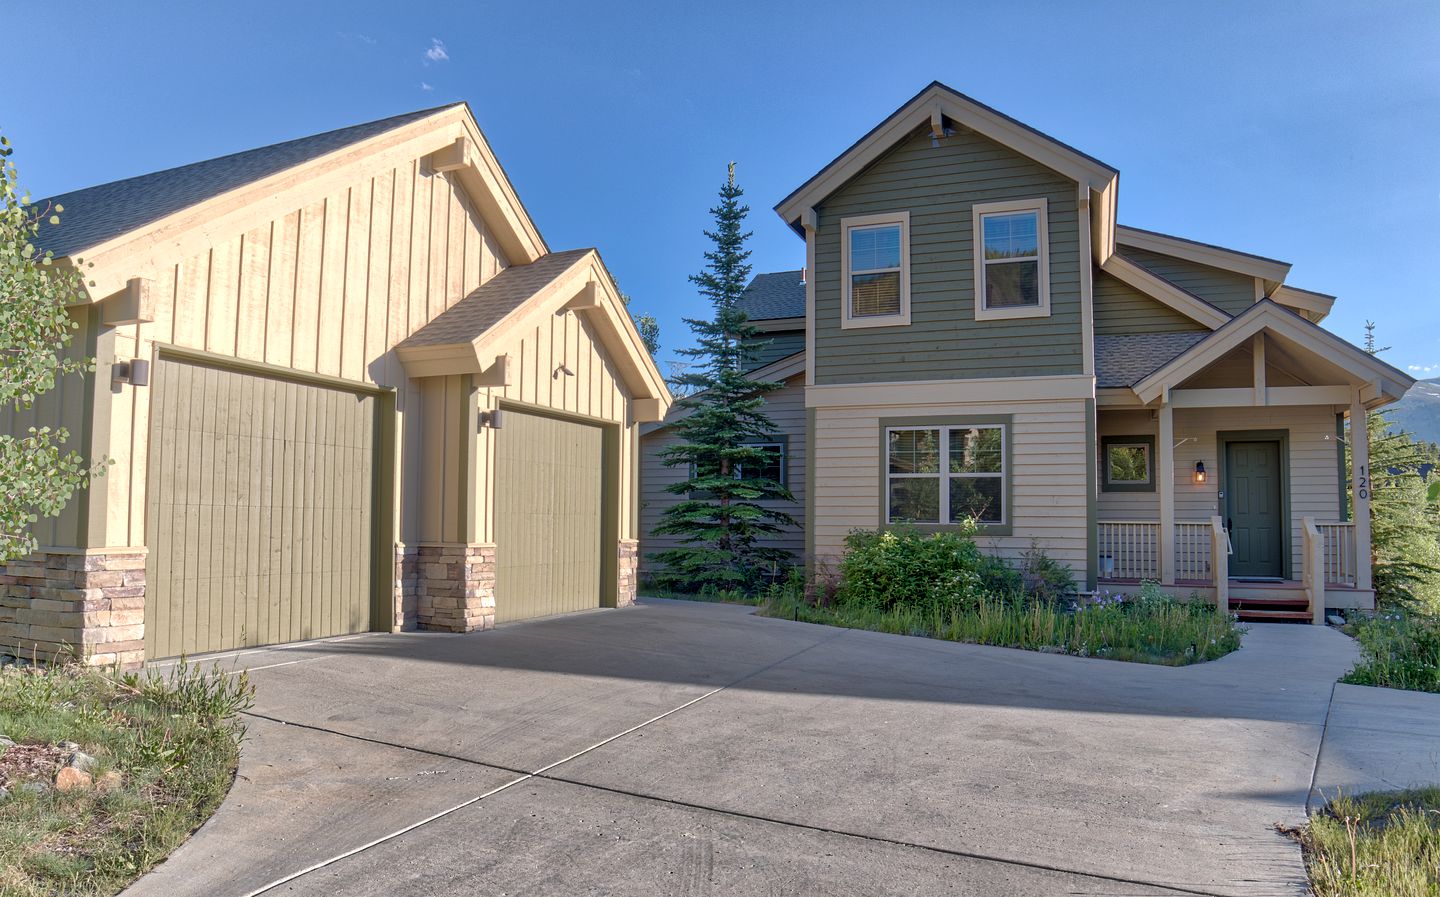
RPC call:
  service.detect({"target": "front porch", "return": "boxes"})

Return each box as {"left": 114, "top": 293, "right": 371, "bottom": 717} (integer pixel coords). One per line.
{"left": 1096, "top": 517, "right": 1364, "bottom": 622}
{"left": 1089, "top": 303, "right": 1413, "bottom": 623}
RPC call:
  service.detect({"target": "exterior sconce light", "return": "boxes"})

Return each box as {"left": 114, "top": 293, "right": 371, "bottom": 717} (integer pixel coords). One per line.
{"left": 478, "top": 409, "right": 505, "bottom": 430}
{"left": 111, "top": 359, "right": 150, "bottom": 387}
{"left": 1193, "top": 461, "right": 1207, "bottom": 485}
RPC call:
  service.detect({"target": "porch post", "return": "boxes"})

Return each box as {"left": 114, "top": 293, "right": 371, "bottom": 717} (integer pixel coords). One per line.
{"left": 1351, "top": 394, "right": 1373, "bottom": 592}
{"left": 1158, "top": 397, "right": 1176, "bottom": 585}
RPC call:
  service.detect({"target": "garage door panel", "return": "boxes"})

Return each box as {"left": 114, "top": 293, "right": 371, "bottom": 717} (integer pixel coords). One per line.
{"left": 145, "top": 358, "right": 376, "bottom": 658}
{"left": 495, "top": 411, "right": 604, "bottom": 624}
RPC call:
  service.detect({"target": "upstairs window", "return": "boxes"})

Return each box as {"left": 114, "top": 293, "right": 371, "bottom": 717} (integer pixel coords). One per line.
{"left": 841, "top": 211, "right": 910, "bottom": 328}
{"left": 973, "top": 198, "right": 1050, "bottom": 321}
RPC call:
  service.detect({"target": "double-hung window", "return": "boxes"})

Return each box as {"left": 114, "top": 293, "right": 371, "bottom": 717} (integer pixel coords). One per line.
{"left": 973, "top": 198, "right": 1050, "bottom": 320}
{"left": 885, "top": 424, "right": 1006, "bottom": 525}
{"left": 841, "top": 211, "right": 909, "bottom": 328}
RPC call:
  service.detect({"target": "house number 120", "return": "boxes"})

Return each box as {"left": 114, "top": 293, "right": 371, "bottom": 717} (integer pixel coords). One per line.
{"left": 1357, "top": 465, "right": 1369, "bottom": 501}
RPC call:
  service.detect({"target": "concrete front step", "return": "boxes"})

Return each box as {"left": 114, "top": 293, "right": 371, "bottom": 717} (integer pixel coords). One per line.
{"left": 1235, "top": 609, "right": 1315, "bottom": 622}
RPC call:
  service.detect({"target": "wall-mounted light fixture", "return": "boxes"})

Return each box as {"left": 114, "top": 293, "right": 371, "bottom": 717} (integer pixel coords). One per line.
{"left": 478, "top": 409, "right": 505, "bottom": 430}
{"left": 111, "top": 359, "right": 150, "bottom": 387}
{"left": 1193, "top": 460, "right": 1207, "bottom": 485}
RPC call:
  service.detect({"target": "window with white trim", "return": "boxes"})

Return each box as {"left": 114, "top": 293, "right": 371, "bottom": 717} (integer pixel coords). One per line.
{"left": 841, "top": 212, "right": 910, "bottom": 328}
{"left": 973, "top": 198, "right": 1050, "bottom": 320}
{"left": 886, "top": 425, "right": 1006, "bottom": 525}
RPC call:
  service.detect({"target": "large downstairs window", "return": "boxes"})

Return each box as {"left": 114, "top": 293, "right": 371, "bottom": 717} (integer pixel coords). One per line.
{"left": 841, "top": 211, "right": 910, "bottom": 328}
{"left": 972, "top": 198, "right": 1050, "bottom": 321}
{"left": 885, "top": 424, "right": 1007, "bottom": 526}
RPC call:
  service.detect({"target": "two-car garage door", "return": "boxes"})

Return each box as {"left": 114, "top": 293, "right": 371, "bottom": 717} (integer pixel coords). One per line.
{"left": 144, "top": 357, "right": 378, "bottom": 659}
{"left": 143, "top": 358, "right": 607, "bottom": 658}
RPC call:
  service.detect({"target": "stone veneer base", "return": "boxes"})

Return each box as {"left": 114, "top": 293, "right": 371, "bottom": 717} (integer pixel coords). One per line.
{"left": 0, "top": 548, "right": 148, "bottom": 668}
{"left": 617, "top": 540, "right": 638, "bottom": 608}
{"left": 414, "top": 543, "right": 496, "bottom": 633}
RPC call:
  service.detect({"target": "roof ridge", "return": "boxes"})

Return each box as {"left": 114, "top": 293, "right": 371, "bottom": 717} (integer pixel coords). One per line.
{"left": 38, "top": 102, "right": 464, "bottom": 204}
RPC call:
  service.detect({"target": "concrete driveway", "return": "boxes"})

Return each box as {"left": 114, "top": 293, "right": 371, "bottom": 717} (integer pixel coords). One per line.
{"left": 123, "top": 598, "right": 1372, "bottom": 897}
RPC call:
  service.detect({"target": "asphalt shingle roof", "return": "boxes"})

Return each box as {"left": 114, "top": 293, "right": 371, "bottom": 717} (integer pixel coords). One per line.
{"left": 1095, "top": 332, "right": 1209, "bottom": 388}
{"left": 399, "top": 248, "right": 593, "bottom": 347}
{"left": 34, "top": 104, "right": 462, "bottom": 259}
{"left": 737, "top": 270, "right": 805, "bottom": 321}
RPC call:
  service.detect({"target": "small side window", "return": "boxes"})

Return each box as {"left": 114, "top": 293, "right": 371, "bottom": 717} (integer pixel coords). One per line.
{"left": 1101, "top": 435, "right": 1156, "bottom": 493}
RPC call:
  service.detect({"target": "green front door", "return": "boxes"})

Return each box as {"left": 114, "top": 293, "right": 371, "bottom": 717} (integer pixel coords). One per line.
{"left": 1225, "top": 441, "right": 1284, "bottom": 578}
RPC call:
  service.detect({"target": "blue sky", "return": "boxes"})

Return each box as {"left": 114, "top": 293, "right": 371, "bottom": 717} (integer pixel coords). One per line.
{"left": 12, "top": 1, "right": 1439, "bottom": 377}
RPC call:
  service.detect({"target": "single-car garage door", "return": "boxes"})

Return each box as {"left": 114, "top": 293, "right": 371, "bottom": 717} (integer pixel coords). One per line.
{"left": 494, "top": 410, "right": 604, "bottom": 623}
{"left": 144, "top": 357, "right": 377, "bottom": 658}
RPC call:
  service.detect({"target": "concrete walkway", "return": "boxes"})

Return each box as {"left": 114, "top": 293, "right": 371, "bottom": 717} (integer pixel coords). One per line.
{"left": 120, "top": 599, "right": 1422, "bottom": 897}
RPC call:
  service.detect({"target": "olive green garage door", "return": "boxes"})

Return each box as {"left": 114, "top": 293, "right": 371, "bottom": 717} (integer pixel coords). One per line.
{"left": 144, "top": 356, "right": 380, "bottom": 658}
{"left": 494, "top": 409, "right": 606, "bottom": 623}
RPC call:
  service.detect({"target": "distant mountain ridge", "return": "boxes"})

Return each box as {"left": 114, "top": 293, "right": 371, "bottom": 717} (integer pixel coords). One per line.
{"left": 1387, "top": 377, "right": 1440, "bottom": 445}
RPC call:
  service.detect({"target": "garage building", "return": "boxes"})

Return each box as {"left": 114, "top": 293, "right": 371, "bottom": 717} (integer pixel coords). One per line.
{"left": 0, "top": 103, "right": 671, "bottom": 665}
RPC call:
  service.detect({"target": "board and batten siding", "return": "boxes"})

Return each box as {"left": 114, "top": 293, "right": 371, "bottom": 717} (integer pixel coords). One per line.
{"left": 1096, "top": 404, "right": 1342, "bottom": 577}
{"left": 812, "top": 126, "right": 1084, "bottom": 385}
{"left": 811, "top": 399, "right": 1091, "bottom": 572}
{"left": 86, "top": 161, "right": 509, "bottom": 551}
{"left": 1093, "top": 269, "right": 1207, "bottom": 335}
{"left": 639, "top": 374, "right": 807, "bottom": 573}
{"left": 0, "top": 308, "right": 92, "bottom": 548}
{"left": 1119, "top": 247, "right": 1255, "bottom": 316}
{"left": 475, "top": 306, "right": 640, "bottom": 546}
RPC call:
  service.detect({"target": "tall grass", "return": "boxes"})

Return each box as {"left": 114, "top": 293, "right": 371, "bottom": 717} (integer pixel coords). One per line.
{"left": 1295, "top": 788, "right": 1440, "bottom": 897}
{"left": 0, "top": 661, "right": 254, "bottom": 897}
{"left": 761, "top": 591, "right": 1242, "bottom": 666}
{"left": 1341, "top": 612, "right": 1440, "bottom": 693}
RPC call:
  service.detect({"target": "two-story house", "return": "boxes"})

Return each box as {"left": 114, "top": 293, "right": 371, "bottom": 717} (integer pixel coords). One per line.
{"left": 641, "top": 82, "right": 1414, "bottom": 622}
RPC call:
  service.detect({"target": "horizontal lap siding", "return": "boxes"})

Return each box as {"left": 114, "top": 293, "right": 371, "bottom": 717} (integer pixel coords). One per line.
{"left": 812, "top": 399, "right": 1090, "bottom": 573}
{"left": 1120, "top": 247, "right": 1255, "bottom": 316}
{"left": 638, "top": 375, "right": 807, "bottom": 573}
{"left": 813, "top": 128, "right": 1084, "bottom": 385}
{"left": 1093, "top": 269, "right": 1207, "bottom": 335}
{"left": 97, "top": 163, "right": 508, "bottom": 549}
{"left": 745, "top": 330, "right": 804, "bottom": 369}
{"left": 1096, "top": 406, "right": 1342, "bottom": 576}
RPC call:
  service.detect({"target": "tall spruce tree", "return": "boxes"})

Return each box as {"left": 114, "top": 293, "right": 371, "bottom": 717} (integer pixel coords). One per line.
{"left": 1356, "top": 322, "right": 1440, "bottom": 612}
{"left": 650, "top": 164, "right": 796, "bottom": 592}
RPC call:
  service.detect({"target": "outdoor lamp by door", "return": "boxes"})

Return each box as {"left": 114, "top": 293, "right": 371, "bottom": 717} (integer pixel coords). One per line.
{"left": 1193, "top": 460, "right": 1207, "bottom": 484}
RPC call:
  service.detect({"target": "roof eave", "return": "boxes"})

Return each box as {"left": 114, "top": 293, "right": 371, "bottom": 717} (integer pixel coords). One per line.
{"left": 774, "top": 82, "right": 1118, "bottom": 233}
{"left": 1131, "top": 300, "right": 1414, "bottom": 407}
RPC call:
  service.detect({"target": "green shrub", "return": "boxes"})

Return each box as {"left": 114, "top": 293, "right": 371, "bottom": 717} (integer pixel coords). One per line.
{"left": 975, "top": 552, "right": 1022, "bottom": 599}
{"left": 1018, "top": 540, "right": 1076, "bottom": 605}
{"left": 838, "top": 525, "right": 983, "bottom": 614}
{"left": 1341, "top": 612, "right": 1440, "bottom": 693}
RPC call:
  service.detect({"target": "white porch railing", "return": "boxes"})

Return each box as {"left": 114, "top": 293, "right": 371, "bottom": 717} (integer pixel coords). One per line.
{"left": 1316, "top": 522, "right": 1357, "bottom": 587}
{"left": 1175, "top": 522, "right": 1214, "bottom": 582}
{"left": 1097, "top": 521, "right": 1159, "bottom": 581}
{"left": 1098, "top": 519, "right": 1229, "bottom": 587}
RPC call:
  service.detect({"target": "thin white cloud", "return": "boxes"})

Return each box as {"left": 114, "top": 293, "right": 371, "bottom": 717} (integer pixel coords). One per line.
{"left": 424, "top": 38, "right": 449, "bottom": 63}
{"left": 420, "top": 81, "right": 435, "bottom": 92}
{"left": 339, "top": 31, "right": 377, "bottom": 44}
{"left": 1408, "top": 363, "right": 1439, "bottom": 374}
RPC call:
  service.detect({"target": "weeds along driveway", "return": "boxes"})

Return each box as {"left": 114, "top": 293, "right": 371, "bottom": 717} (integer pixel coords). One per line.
{"left": 123, "top": 599, "right": 1359, "bottom": 897}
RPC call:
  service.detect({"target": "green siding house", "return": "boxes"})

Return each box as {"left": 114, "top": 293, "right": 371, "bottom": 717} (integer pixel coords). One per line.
{"left": 641, "top": 81, "right": 1414, "bottom": 623}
